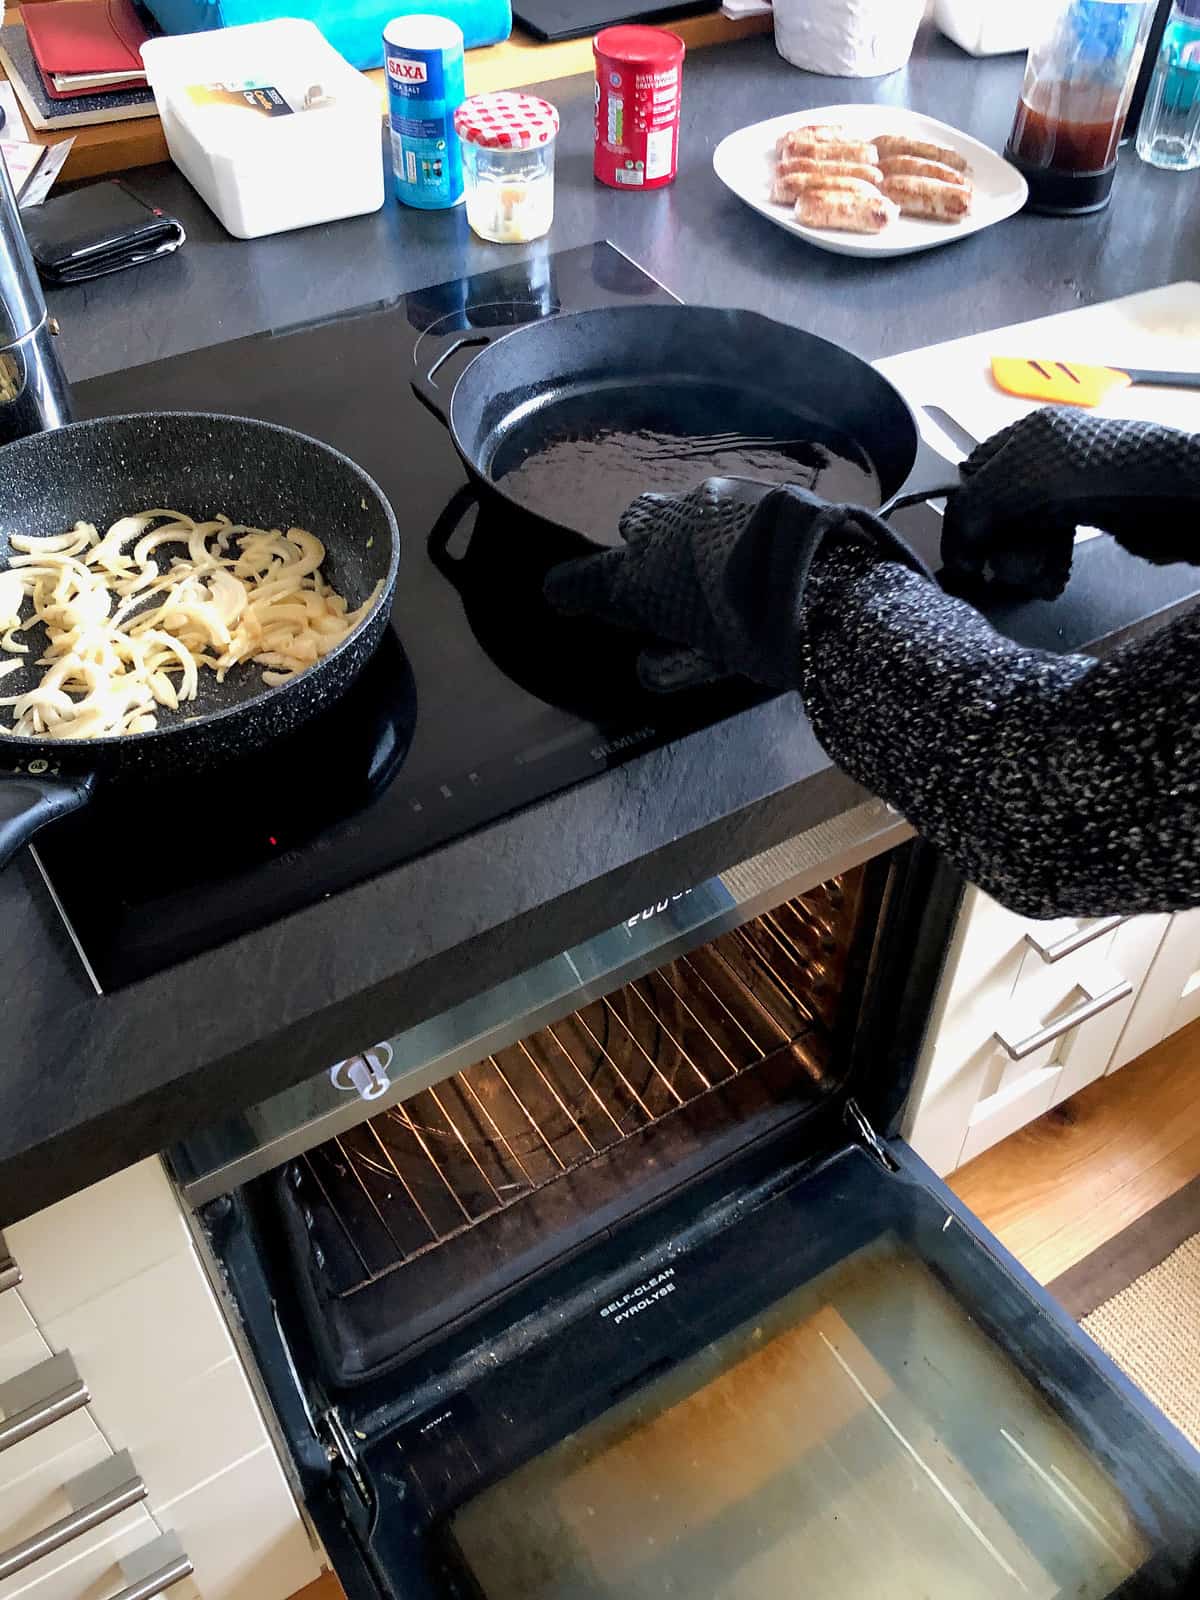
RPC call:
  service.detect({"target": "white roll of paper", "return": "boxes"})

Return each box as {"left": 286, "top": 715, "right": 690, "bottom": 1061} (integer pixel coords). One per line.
{"left": 774, "top": 0, "right": 926, "bottom": 77}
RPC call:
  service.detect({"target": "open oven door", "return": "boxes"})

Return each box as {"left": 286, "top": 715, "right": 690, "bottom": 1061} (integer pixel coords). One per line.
{"left": 353, "top": 1125, "right": 1200, "bottom": 1600}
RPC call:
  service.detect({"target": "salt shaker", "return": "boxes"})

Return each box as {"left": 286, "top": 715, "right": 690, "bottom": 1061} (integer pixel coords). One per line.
{"left": 384, "top": 15, "right": 466, "bottom": 210}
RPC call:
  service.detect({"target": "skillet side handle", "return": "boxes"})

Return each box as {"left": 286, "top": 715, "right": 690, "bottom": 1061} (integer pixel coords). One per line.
{"left": 0, "top": 771, "right": 96, "bottom": 869}
{"left": 881, "top": 435, "right": 962, "bottom": 517}
{"left": 411, "top": 333, "right": 496, "bottom": 428}
{"left": 427, "top": 484, "right": 479, "bottom": 578}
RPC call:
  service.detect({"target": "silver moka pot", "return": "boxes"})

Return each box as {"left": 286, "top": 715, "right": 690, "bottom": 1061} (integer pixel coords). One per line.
{"left": 0, "top": 152, "right": 71, "bottom": 442}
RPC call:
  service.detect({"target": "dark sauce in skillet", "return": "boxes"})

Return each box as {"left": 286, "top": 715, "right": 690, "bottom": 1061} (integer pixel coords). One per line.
{"left": 489, "top": 384, "right": 881, "bottom": 543}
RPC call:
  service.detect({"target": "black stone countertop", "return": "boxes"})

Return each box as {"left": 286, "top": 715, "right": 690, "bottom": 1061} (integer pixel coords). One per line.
{"left": 3, "top": 27, "right": 1199, "bottom": 1224}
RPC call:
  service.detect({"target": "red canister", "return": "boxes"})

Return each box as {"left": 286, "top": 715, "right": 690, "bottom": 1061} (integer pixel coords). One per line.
{"left": 593, "top": 25, "right": 685, "bottom": 189}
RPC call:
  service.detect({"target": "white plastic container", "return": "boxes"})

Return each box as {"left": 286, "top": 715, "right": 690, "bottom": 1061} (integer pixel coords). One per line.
{"left": 773, "top": 0, "right": 925, "bottom": 77}
{"left": 142, "top": 20, "right": 385, "bottom": 240}
{"left": 932, "top": 0, "right": 1039, "bottom": 56}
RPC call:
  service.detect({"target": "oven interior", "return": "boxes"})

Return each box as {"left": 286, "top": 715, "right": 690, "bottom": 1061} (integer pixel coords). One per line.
{"left": 272, "top": 867, "right": 881, "bottom": 1384}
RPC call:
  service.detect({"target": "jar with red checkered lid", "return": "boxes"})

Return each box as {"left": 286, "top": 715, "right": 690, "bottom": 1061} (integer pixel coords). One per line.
{"left": 453, "top": 91, "right": 560, "bottom": 242}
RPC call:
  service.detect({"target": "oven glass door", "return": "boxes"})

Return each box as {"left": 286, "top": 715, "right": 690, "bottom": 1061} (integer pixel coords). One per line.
{"left": 415, "top": 1142, "right": 1200, "bottom": 1600}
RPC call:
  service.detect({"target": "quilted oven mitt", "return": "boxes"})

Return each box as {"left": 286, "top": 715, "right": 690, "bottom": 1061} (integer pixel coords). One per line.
{"left": 544, "top": 477, "right": 931, "bottom": 693}
{"left": 941, "top": 408, "right": 1200, "bottom": 600}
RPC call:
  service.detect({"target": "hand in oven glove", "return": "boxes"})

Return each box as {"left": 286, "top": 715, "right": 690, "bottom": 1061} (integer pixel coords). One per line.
{"left": 941, "top": 408, "right": 1200, "bottom": 601}
{"left": 543, "top": 476, "right": 932, "bottom": 693}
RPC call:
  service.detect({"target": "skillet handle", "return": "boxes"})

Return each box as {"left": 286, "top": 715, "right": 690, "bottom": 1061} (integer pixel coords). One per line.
{"left": 411, "top": 333, "right": 497, "bottom": 427}
{"left": 881, "top": 434, "right": 961, "bottom": 517}
{"left": 427, "top": 484, "right": 478, "bottom": 578}
{"left": 0, "top": 771, "right": 96, "bottom": 869}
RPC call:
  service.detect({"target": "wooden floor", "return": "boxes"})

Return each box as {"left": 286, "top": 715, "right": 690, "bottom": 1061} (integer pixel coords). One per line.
{"left": 950, "top": 1015, "right": 1200, "bottom": 1284}
{"left": 287, "top": 1018, "right": 1200, "bottom": 1600}
{"left": 294, "top": 1578, "right": 344, "bottom": 1600}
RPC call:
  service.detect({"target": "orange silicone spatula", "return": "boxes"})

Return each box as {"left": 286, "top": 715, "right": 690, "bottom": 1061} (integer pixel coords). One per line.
{"left": 991, "top": 356, "right": 1200, "bottom": 408}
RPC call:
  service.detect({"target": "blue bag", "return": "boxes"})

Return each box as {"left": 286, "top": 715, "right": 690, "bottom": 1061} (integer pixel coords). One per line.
{"left": 139, "top": 0, "right": 512, "bottom": 71}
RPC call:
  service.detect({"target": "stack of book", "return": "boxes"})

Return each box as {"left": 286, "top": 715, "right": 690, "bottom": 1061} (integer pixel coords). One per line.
{"left": 0, "top": 0, "right": 157, "bottom": 130}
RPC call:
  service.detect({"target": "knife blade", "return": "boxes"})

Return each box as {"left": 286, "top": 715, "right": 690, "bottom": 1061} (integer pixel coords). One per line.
{"left": 922, "top": 404, "right": 979, "bottom": 459}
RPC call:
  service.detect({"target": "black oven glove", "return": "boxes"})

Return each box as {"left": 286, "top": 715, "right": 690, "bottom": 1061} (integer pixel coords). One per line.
{"left": 941, "top": 408, "right": 1200, "bottom": 600}
{"left": 543, "top": 476, "right": 932, "bottom": 693}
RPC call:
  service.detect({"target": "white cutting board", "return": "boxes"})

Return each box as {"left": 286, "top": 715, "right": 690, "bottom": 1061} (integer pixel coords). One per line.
{"left": 876, "top": 280, "right": 1200, "bottom": 455}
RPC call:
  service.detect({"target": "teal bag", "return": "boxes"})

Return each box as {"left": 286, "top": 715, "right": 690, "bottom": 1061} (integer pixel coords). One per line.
{"left": 140, "top": 0, "right": 512, "bottom": 71}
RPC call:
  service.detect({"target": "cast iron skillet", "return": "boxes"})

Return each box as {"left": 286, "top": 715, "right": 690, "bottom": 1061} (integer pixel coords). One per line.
{"left": 0, "top": 411, "right": 400, "bottom": 869}
{"left": 413, "top": 303, "right": 959, "bottom": 546}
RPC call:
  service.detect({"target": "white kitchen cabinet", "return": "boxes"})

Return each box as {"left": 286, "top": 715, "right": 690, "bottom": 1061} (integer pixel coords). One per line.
{"left": 0, "top": 1432, "right": 112, "bottom": 1559}
{"left": 0, "top": 1164, "right": 321, "bottom": 1600}
{"left": 4, "top": 1165, "right": 193, "bottom": 1326}
{"left": 0, "top": 1355, "right": 100, "bottom": 1522}
{"left": 0, "top": 1331, "right": 55, "bottom": 1394}
{"left": 898, "top": 887, "right": 1032, "bottom": 1176}
{"left": 903, "top": 888, "right": 1170, "bottom": 1176}
{"left": 0, "top": 1503, "right": 157, "bottom": 1600}
{"left": 0, "top": 1298, "right": 36, "bottom": 1363}
{"left": 91, "top": 1359, "right": 271, "bottom": 1516}
{"left": 1108, "top": 905, "right": 1200, "bottom": 1073}
{"left": 153, "top": 1448, "right": 323, "bottom": 1600}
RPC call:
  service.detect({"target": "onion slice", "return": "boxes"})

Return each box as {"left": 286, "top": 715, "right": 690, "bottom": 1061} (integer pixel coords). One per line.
{"left": 0, "top": 509, "right": 381, "bottom": 739}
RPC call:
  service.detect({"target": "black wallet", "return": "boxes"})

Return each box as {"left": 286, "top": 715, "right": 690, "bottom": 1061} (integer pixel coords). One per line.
{"left": 23, "top": 180, "right": 185, "bottom": 285}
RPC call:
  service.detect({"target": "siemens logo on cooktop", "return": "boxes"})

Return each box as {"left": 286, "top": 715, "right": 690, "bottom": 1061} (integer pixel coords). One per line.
{"left": 590, "top": 726, "right": 656, "bottom": 763}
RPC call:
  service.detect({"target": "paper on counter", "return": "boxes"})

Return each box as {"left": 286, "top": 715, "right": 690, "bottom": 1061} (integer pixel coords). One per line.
{"left": 1, "top": 139, "right": 44, "bottom": 199}
{"left": 20, "top": 136, "right": 73, "bottom": 207}
{"left": 877, "top": 284, "right": 1200, "bottom": 549}
{"left": 0, "top": 81, "right": 26, "bottom": 140}
{"left": 878, "top": 282, "right": 1200, "bottom": 444}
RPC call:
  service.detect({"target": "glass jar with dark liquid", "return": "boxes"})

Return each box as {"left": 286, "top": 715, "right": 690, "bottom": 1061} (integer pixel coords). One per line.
{"left": 1006, "top": 0, "right": 1157, "bottom": 213}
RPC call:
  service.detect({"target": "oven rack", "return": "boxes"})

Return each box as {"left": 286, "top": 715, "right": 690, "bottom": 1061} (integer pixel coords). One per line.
{"left": 299, "top": 881, "right": 861, "bottom": 1296}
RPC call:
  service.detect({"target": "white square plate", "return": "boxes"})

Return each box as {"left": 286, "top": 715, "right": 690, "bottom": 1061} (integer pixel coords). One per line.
{"left": 712, "top": 104, "right": 1028, "bottom": 259}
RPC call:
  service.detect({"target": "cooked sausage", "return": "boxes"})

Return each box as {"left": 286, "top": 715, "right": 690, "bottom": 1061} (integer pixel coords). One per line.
{"left": 794, "top": 187, "right": 898, "bottom": 233}
{"left": 777, "top": 155, "right": 885, "bottom": 185}
{"left": 873, "top": 135, "right": 970, "bottom": 173}
{"left": 778, "top": 134, "right": 879, "bottom": 165}
{"left": 878, "top": 154, "right": 971, "bottom": 188}
{"left": 772, "top": 173, "right": 884, "bottom": 204}
{"left": 774, "top": 123, "right": 849, "bottom": 155}
{"left": 881, "top": 174, "right": 972, "bottom": 221}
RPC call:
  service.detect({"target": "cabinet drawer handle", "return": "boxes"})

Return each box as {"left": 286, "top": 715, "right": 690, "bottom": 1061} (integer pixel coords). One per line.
{"left": 1024, "top": 916, "right": 1124, "bottom": 964}
{"left": 994, "top": 976, "right": 1134, "bottom": 1061}
{"left": 110, "top": 1533, "right": 193, "bottom": 1600}
{"left": 0, "top": 1450, "right": 145, "bottom": 1582}
{"left": 0, "top": 1351, "right": 89, "bottom": 1454}
{"left": 0, "top": 1231, "right": 19, "bottom": 1295}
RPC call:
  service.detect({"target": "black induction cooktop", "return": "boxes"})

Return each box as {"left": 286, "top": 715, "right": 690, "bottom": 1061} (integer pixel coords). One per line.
{"left": 32, "top": 245, "right": 754, "bottom": 989}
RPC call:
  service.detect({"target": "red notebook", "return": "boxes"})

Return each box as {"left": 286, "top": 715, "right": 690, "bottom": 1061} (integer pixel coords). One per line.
{"left": 23, "top": 0, "right": 151, "bottom": 101}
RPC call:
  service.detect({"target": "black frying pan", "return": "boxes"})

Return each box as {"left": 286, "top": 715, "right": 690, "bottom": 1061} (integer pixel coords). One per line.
{"left": 412, "top": 304, "right": 958, "bottom": 547}
{"left": 0, "top": 411, "right": 400, "bottom": 868}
